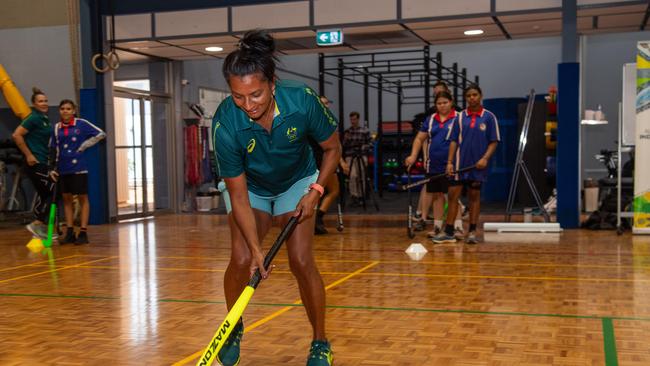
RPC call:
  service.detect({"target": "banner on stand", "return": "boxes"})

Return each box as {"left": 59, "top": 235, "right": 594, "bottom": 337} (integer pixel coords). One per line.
{"left": 634, "top": 42, "right": 650, "bottom": 234}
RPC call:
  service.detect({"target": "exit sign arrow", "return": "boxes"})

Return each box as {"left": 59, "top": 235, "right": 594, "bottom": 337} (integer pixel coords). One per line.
{"left": 316, "top": 29, "right": 343, "bottom": 46}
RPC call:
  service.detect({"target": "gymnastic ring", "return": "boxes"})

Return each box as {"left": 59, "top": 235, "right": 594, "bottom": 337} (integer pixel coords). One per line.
{"left": 107, "top": 50, "right": 120, "bottom": 70}
{"left": 91, "top": 53, "right": 110, "bottom": 73}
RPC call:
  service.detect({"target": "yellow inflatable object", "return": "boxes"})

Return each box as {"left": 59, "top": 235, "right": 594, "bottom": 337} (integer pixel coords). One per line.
{"left": 26, "top": 237, "right": 44, "bottom": 253}
{"left": 0, "top": 64, "right": 31, "bottom": 120}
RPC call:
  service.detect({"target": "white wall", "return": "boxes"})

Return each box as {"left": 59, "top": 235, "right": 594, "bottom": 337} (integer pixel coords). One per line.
{"left": 0, "top": 26, "right": 74, "bottom": 109}
{"left": 181, "top": 36, "right": 562, "bottom": 131}
{"left": 581, "top": 30, "right": 650, "bottom": 179}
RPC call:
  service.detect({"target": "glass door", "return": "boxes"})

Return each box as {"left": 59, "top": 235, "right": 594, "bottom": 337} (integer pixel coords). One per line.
{"left": 114, "top": 96, "right": 154, "bottom": 218}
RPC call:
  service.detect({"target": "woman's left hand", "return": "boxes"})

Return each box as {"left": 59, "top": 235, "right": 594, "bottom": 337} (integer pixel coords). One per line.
{"left": 294, "top": 190, "right": 320, "bottom": 223}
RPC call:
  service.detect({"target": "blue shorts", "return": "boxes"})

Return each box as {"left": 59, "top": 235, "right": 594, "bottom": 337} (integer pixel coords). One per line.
{"left": 218, "top": 171, "right": 319, "bottom": 216}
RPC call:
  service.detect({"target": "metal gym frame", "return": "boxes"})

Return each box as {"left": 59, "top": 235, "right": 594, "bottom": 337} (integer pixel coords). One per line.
{"left": 318, "top": 46, "right": 478, "bottom": 195}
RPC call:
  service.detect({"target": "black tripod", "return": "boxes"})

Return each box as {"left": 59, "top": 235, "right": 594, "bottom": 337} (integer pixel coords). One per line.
{"left": 348, "top": 152, "right": 380, "bottom": 211}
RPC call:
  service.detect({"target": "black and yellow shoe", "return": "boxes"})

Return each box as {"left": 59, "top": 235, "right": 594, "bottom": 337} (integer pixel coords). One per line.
{"left": 306, "top": 340, "right": 333, "bottom": 366}
{"left": 216, "top": 321, "right": 243, "bottom": 366}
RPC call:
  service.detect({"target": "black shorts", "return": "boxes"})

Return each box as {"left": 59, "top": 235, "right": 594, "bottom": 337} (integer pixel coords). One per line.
{"left": 61, "top": 173, "right": 88, "bottom": 195}
{"left": 426, "top": 174, "right": 448, "bottom": 193}
{"left": 449, "top": 179, "right": 482, "bottom": 190}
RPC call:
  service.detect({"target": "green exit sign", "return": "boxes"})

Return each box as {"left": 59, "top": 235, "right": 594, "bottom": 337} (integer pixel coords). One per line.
{"left": 316, "top": 29, "right": 343, "bottom": 46}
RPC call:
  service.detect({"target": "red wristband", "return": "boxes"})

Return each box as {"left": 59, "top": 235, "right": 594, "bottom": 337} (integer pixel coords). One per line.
{"left": 309, "top": 183, "right": 325, "bottom": 197}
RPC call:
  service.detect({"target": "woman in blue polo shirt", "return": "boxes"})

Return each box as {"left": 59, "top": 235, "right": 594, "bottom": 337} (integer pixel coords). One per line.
{"left": 435, "top": 85, "right": 499, "bottom": 244}
{"left": 213, "top": 30, "right": 340, "bottom": 366}
{"left": 405, "top": 91, "right": 462, "bottom": 236}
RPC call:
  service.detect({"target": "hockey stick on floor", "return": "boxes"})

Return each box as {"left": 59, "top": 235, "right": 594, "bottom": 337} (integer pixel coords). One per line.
{"left": 196, "top": 215, "right": 300, "bottom": 366}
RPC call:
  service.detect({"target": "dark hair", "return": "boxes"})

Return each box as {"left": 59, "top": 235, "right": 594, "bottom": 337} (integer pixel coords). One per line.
{"left": 432, "top": 80, "right": 449, "bottom": 91}
{"left": 464, "top": 84, "right": 482, "bottom": 96}
{"left": 223, "top": 29, "right": 277, "bottom": 83}
{"left": 349, "top": 111, "right": 360, "bottom": 118}
{"left": 59, "top": 99, "right": 76, "bottom": 109}
{"left": 434, "top": 91, "right": 453, "bottom": 104}
{"left": 31, "top": 87, "right": 45, "bottom": 103}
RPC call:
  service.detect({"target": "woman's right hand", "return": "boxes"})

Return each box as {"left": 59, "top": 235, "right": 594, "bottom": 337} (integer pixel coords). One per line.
{"left": 26, "top": 155, "right": 38, "bottom": 166}
{"left": 446, "top": 162, "right": 454, "bottom": 176}
{"left": 250, "top": 247, "right": 269, "bottom": 280}
{"left": 404, "top": 155, "right": 416, "bottom": 168}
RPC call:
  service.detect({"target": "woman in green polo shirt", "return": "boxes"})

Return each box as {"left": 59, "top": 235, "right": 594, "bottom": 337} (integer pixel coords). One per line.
{"left": 213, "top": 30, "right": 341, "bottom": 366}
{"left": 11, "top": 87, "right": 56, "bottom": 239}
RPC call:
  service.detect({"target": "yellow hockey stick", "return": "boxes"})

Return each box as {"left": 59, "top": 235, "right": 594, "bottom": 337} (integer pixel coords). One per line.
{"left": 197, "top": 215, "right": 300, "bottom": 366}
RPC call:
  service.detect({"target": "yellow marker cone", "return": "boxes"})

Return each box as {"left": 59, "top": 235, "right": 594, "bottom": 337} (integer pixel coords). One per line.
{"left": 26, "top": 237, "right": 45, "bottom": 253}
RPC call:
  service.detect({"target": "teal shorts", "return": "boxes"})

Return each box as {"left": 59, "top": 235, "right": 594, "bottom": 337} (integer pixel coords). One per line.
{"left": 218, "top": 171, "right": 319, "bottom": 216}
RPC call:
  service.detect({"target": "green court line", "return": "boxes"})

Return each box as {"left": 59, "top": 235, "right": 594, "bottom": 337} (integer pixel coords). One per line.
{"left": 0, "top": 292, "right": 628, "bottom": 365}
{"left": 602, "top": 318, "right": 619, "bottom": 366}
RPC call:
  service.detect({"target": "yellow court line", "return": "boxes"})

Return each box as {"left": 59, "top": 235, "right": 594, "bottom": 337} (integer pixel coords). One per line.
{"left": 0, "top": 256, "right": 117, "bottom": 284}
{"left": 25, "top": 264, "right": 650, "bottom": 283}
{"left": 50, "top": 265, "right": 228, "bottom": 273}
{"left": 347, "top": 271, "right": 650, "bottom": 283}
{"left": 379, "top": 260, "right": 650, "bottom": 270}
{"left": 172, "top": 261, "right": 379, "bottom": 366}
{"left": 0, "top": 254, "right": 81, "bottom": 273}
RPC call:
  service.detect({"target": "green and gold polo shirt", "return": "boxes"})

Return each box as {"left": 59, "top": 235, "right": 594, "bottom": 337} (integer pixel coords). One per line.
{"left": 20, "top": 109, "right": 52, "bottom": 164}
{"left": 212, "top": 79, "right": 338, "bottom": 196}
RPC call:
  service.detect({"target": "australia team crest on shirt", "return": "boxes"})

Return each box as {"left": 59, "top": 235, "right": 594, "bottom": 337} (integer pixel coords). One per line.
{"left": 286, "top": 126, "right": 298, "bottom": 142}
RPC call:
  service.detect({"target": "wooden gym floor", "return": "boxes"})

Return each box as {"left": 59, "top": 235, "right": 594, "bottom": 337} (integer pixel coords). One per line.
{"left": 0, "top": 214, "right": 649, "bottom": 365}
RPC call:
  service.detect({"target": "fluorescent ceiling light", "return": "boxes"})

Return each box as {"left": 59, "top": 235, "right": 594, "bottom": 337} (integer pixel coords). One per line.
{"left": 205, "top": 46, "right": 223, "bottom": 52}
{"left": 581, "top": 119, "right": 608, "bottom": 125}
{"left": 464, "top": 29, "right": 484, "bottom": 36}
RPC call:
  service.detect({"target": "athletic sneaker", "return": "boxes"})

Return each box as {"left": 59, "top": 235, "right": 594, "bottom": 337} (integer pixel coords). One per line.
{"left": 426, "top": 226, "right": 441, "bottom": 238}
{"left": 465, "top": 231, "right": 479, "bottom": 244}
{"left": 413, "top": 219, "right": 426, "bottom": 231}
{"left": 432, "top": 233, "right": 457, "bottom": 244}
{"left": 216, "top": 321, "right": 243, "bottom": 366}
{"left": 454, "top": 227, "right": 465, "bottom": 241}
{"left": 26, "top": 222, "right": 47, "bottom": 239}
{"left": 306, "top": 340, "right": 333, "bottom": 366}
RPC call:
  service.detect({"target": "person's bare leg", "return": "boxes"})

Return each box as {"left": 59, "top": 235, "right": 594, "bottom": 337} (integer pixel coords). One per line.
{"left": 319, "top": 175, "right": 339, "bottom": 212}
{"left": 419, "top": 190, "right": 433, "bottom": 222}
{"left": 223, "top": 209, "right": 272, "bottom": 309}
{"left": 446, "top": 186, "right": 462, "bottom": 228}
{"left": 432, "top": 192, "right": 444, "bottom": 221}
{"left": 468, "top": 187, "right": 481, "bottom": 230}
{"left": 280, "top": 212, "right": 326, "bottom": 340}
{"left": 78, "top": 194, "right": 90, "bottom": 229}
{"left": 62, "top": 193, "right": 75, "bottom": 228}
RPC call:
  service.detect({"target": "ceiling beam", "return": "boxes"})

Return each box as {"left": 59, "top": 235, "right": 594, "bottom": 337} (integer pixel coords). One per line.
{"left": 399, "top": 23, "right": 430, "bottom": 45}
{"left": 641, "top": 2, "right": 650, "bottom": 31}
{"left": 492, "top": 16, "right": 512, "bottom": 40}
